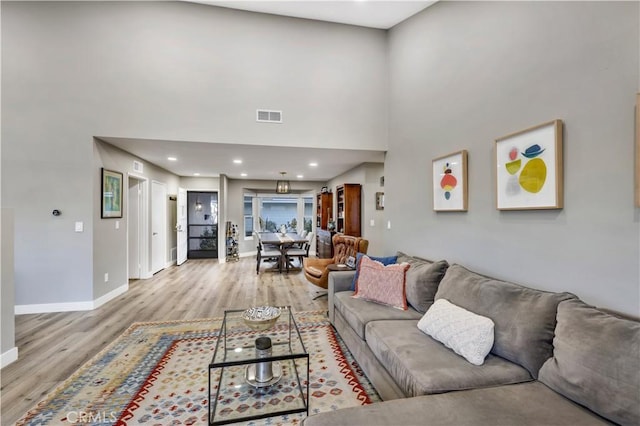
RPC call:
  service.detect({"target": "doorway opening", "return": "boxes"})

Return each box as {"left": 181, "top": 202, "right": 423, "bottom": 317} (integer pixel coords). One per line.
{"left": 187, "top": 191, "right": 218, "bottom": 259}
{"left": 127, "top": 175, "right": 150, "bottom": 280}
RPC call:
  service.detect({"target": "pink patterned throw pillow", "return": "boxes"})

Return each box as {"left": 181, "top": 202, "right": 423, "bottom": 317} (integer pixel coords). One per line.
{"left": 353, "top": 256, "right": 411, "bottom": 310}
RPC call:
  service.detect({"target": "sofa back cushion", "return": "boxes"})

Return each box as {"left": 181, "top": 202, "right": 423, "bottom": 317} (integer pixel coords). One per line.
{"left": 538, "top": 299, "right": 640, "bottom": 425}
{"left": 434, "top": 264, "right": 575, "bottom": 378}
{"left": 396, "top": 252, "right": 449, "bottom": 313}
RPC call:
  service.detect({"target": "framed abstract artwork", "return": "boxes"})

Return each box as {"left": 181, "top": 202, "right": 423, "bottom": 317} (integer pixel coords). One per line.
{"left": 101, "top": 168, "right": 123, "bottom": 218}
{"left": 432, "top": 150, "right": 468, "bottom": 212}
{"left": 495, "top": 120, "right": 563, "bottom": 210}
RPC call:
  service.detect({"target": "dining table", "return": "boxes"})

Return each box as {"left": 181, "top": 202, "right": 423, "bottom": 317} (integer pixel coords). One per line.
{"left": 258, "top": 232, "right": 310, "bottom": 273}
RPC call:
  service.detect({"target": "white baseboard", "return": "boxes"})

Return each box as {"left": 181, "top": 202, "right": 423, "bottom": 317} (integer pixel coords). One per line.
{"left": 93, "top": 283, "right": 129, "bottom": 309}
{"left": 1, "top": 347, "right": 18, "bottom": 369}
{"left": 15, "top": 282, "right": 129, "bottom": 315}
{"left": 165, "top": 260, "right": 176, "bottom": 268}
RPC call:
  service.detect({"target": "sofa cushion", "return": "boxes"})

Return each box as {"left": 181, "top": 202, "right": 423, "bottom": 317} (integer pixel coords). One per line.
{"left": 353, "top": 256, "right": 410, "bottom": 310}
{"left": 302, "top": 381, "right": 612, "bottom": 426}
{"left": 334, "top": 291, "right": 422, "bottom": 340}
{"left": 417, "top": 299, "right": 494, "bottom": 365}
{"left": 434, "top": 264, "right": 575, "bottom": 378}
{"left": 366, "top": 319, "right": 532, "bottom": 397}
{"left": 397, "top": 252, "right": 448, "bottom": 313}
{"left": 350, "top": 253, "right": 398, "bottom": 290}
{"left": 539, "top": 299, "right": 640, "bottom": 425}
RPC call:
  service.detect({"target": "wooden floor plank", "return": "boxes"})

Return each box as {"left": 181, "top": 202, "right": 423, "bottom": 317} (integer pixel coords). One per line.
{"left": 0, "top": 258, "right": 328, "bottom": 424}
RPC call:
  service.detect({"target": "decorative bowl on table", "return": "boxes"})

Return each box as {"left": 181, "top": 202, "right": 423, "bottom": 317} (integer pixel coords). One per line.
{"left": 241, "top": 306, "right": 282, "bottom": 331}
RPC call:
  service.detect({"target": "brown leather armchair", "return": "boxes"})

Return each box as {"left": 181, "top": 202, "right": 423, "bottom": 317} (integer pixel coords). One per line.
{"left": 303, "top": 234, "right": 369, "bottom": 290}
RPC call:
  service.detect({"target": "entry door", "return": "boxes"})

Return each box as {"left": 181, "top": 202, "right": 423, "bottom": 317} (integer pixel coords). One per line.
{"left": 176, "top": 187, "right": 188, "bottom": 266}
{"left": 151, "top": 181, "right": 167, "bottom": 274}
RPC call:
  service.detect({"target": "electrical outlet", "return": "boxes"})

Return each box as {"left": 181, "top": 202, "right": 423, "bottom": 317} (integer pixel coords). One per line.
{"left": 104, "top": 273, "right": 109, "bottom": 282}
{"left": 387, "top": 220, "right": 391, "bottom": 229}
{"left": 370, "top": 219, "right": 375, "bottom": 227}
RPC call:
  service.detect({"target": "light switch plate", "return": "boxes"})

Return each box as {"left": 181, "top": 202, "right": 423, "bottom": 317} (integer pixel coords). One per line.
{"left": 75, "top": 221, "right": 84, "bottom": 232}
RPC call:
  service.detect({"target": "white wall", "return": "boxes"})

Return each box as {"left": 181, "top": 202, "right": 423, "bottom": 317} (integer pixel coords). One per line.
{"left": 386, "top": 1, "right": 640, "bottom": 315}
{"left": 1, "top": 1, "right": 388, "bottom": 307}
{"left": 1, "top": 209, "right": 17, "bottom": 367}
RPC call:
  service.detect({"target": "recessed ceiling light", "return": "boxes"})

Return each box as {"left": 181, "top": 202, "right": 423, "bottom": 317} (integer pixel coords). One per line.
{"left": 297, "top": 174, "right": 304, "bottom": 179}
{"left": 309, "top": 162, "right": 318, "bottom": 167}
{"left": 240, "top": 173, "right": 248, "bottom": 177}
{"left": 193, "top": 173, "right": 200, "bottom": 176}
{"left": 233, "top": 159, "right": 243, "bottom": 164}
{"left": 167, "top": 156, "right": 177, "bottom": 161}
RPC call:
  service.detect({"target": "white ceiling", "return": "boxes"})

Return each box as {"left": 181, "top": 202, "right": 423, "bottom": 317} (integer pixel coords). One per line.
{"left": 101, "top": 1, "right": 434, "bottom": 181}
{"left": 100, "top": 137, "right": 385, "bottom": 181}
{"left": 187, "top": 0, "right": 437, "bottom": 30}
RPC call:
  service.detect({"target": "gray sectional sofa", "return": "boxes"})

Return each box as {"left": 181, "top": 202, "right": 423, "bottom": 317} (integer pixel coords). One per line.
{"left": 303, "top": 252, "right": 640, "bottom": 426}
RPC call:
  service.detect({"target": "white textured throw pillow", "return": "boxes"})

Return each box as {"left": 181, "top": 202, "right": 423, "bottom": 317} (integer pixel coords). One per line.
{"left": 417, "top": 299, "right": 495, "bottom": 365}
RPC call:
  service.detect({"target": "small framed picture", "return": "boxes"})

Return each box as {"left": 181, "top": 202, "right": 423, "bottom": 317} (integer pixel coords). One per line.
{"left": 101, "top": 168, "right": 123, "bottom": 218}
{"left": 375, "top": 192, "right": 384, "bottom": 210}
{"left": 346, "top": 256, "right": 356, "bottom": 269}
{"left": 432, "top": 150, "right": 468, "bottom": 212}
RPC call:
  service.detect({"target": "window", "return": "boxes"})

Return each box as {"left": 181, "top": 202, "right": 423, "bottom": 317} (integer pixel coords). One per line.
{"left": 259, "top": 197, "right": 298, "bottom": 232}
{"left": 303, "top": 197, "right": 313, "bottom": 232}
{"left": 244, "top": 193, "right": 314, "bottom": 238}
{"left": 243, "top": 195, "right": 253, "bottom": 238}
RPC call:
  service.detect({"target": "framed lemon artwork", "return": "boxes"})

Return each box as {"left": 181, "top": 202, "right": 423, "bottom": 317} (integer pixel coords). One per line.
{"left": 495, "top": 120, "right": 563, "bottom": 210}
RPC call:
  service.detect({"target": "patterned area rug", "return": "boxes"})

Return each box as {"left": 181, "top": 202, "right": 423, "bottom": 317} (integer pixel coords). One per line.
{"left": 17, "top": 311, "right": 380, "bottom": 425}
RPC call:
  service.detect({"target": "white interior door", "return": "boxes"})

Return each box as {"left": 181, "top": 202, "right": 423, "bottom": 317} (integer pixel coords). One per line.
{"left": 151, "top": 181, "right": 167, "bottom": 274}
{"left": 176, "top": 187, "right": 188, "bottom": 265}
{"left": 128, "top": 178, "right": 141, "bottom": 279}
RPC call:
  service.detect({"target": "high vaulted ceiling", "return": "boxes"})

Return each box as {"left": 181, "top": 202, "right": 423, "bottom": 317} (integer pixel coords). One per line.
{"left": 103, "top": 1, "right": 435, "bottom": 180}
{"left": 188, "top": 1, "right": 436, "bottom": 29}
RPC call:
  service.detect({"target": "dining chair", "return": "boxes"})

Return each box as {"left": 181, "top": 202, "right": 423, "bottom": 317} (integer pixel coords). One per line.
{"left": 290, "top": 229, "right": 308, "bottom": 249}
{"left": 285, "top": 231, "right": 314, "bottom": 270}
{"left": 253, "top": 231, "right": 281, "bottom": 274}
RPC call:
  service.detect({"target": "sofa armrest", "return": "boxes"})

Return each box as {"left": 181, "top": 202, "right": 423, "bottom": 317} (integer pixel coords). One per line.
{"left": 328, "top": 270, "right": 356, "bottom": 325}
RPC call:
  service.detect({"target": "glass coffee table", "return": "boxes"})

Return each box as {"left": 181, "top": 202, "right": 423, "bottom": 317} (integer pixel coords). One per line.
{"left": 208, "top": 306, "right": 309, "bottom": 425}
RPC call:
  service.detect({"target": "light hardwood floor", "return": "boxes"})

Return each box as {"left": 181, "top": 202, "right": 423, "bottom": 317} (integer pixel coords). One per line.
{"left": 0, "top": 257, "right": 328, "bottom": 425}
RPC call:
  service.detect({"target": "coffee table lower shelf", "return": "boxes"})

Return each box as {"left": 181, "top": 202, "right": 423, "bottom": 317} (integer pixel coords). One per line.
{"left": 209, "top": 356, "right": 309, "bottom": 425}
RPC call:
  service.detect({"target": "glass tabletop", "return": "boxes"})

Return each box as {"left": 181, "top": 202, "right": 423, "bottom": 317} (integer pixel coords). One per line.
{"left": 210, "top": 306, "right": 307, "bottom": 367}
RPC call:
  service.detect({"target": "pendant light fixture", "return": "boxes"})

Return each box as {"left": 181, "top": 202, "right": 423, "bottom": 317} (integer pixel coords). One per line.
{"left": 275, "top": 172, "right": 291, "bottom": 194}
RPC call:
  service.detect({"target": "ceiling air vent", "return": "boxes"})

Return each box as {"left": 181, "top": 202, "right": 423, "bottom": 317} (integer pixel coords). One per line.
{"left": 256, "top": 109, "right": 282, "bottom": 123}
{"left": 133, "top": 160, "right": 144, "bottom": 173}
